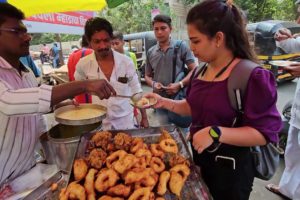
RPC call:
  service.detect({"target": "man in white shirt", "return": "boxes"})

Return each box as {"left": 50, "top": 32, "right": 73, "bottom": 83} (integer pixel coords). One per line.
{"left": 0, "top": 3, "right": 115, "bottom": 191}
{"left": 75, "top": 17, "right": 148, "bottom": 129}
{"left": 266, "top": 27, "right": 300, "bottom": 199}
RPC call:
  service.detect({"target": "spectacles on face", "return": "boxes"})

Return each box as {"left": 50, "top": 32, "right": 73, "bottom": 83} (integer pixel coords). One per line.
{"left": 0, "top": 28, "right": 30, "bottom": 38}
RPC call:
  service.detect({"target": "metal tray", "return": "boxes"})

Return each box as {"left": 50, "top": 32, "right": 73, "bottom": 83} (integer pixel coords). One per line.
{"left": 69, "top": 125, "right": 212, "bottom": 200}
{"left": 23, "top": 171, "right": 68, "bottom": 200}
{"left": 54, "top": 104, "right": 107, "bottom": 126}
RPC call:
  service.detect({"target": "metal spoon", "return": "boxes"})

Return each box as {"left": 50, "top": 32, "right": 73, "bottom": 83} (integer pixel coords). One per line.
{"left": 113, "top": 92, "right": 143, "bottom": 103}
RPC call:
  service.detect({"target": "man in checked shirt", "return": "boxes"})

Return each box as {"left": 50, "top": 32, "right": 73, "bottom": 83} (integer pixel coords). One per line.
{"left": 0, "top": 3, "right": 116, "bottom": 196}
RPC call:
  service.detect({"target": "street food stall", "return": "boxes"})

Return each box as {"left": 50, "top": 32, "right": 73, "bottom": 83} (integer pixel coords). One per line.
{"left": 22, "top": 102, "right": 211, "bottom": 199}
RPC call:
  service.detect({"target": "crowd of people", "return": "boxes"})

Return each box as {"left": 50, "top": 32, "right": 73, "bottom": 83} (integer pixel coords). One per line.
{"left": 0, "top": 0, "right": 299, "bottom": 199}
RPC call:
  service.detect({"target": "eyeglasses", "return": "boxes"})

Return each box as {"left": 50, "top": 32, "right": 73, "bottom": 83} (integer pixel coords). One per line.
{"left": 0, "top": 28, "right": 29, "bottom": 38}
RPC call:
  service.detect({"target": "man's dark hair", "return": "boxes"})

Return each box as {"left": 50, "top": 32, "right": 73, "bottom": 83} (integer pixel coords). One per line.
{"left": 81, "top": 35, "right": 89, "bottom": 47}
{"left": 85, "top": 17, "right": 113, "bottom": 41}
{"left": 152, "top": 14, "right": 172, "bottom": 27}
{"left": 112, "top": 31, "right": 124, "bottom": 41}
{"left": 0, "top": 3, "right": 24, "bottom": 27}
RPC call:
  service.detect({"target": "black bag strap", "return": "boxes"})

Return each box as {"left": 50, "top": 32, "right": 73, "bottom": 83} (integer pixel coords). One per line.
{"left": 172, "top": 40, "right": 183, "bottom": 83}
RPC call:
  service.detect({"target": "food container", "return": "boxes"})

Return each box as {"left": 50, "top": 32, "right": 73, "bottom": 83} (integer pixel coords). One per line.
{"left": 44, "top": 122, "right": 102, "bottom": 173}
{"left": 54, "top": 104, "right": 107, "bottom": 126}
{"left": 40, "top": 103, "right": 107, "bottom": 172}
{"left": 68, "top": 125, "right": 212, "bottom": 200}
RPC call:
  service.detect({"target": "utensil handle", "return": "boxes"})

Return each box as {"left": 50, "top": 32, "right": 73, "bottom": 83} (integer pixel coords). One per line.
{"left": 114, "top": 94, "right": 131, "bottom": 98}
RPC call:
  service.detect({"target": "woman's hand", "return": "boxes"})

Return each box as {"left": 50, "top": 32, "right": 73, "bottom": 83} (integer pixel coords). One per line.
{"left": 144, "top": 93, "right": 165, "bottom": 109}
{"left": 192, "top": 127, "right": 214, "bottom": 154}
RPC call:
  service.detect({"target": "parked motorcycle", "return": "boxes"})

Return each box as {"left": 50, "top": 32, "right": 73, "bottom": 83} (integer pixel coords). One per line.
{"left": 279, "top": 100, "right": 293, "bottom": 153}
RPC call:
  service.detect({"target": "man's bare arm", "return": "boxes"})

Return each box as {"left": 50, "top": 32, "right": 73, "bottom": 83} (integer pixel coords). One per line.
{"left": 51, "top": 79, "right": 116, "bottom": 106}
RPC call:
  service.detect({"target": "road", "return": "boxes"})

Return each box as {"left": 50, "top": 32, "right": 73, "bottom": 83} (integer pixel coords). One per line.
{"left": 277, "top": 79, "right": 298, "bottom": 112}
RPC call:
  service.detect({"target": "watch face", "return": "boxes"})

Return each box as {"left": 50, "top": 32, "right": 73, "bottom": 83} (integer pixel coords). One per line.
{"left": 210, "top": 128, "right": 219, "bottom": 138}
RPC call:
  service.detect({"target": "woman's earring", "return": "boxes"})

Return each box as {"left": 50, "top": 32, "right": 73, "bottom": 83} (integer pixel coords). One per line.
{"left": 216, "top": 44, "right": 220, "bottom": 48}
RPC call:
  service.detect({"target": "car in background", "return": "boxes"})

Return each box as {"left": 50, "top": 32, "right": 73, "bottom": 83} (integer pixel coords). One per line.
{"left": 247, "top": 20, "right": 300, "bottom": 83}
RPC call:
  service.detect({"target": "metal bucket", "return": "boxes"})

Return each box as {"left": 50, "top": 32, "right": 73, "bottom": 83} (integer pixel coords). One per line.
{"left": 40, "top": 122, "right": 101, "bottom": 173}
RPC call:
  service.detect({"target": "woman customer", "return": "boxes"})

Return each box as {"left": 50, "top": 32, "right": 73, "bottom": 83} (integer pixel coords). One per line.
{"left": 145, "top": 0, "right": 282, "bottom": 199}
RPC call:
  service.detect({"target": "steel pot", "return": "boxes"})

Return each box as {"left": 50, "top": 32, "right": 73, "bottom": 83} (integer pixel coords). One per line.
{"left": 40, "top": 122, "right": 101, "bottom": 173}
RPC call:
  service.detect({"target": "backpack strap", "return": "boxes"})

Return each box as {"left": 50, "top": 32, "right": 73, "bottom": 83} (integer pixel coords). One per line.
{"left": 227, "top": 59, "right": 259, "bottom": 126}
{"left": 172, "top": 40, "right": 183, "bottom": 83}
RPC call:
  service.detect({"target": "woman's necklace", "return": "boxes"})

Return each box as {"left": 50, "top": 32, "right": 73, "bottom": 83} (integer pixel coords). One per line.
{"left": 201, "top": 57, "right": 235, "bottom": 80}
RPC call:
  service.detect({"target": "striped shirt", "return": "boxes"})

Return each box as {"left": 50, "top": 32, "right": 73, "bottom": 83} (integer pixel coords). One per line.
{"left": 0, "top": 56, "right": 52, "bottom": 186}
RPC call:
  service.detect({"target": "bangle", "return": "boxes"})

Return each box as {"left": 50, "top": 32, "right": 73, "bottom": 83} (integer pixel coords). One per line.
{"left": 152, "top": 81, "right": 156, "bottom": 90}
{"left": 179, "top": 81, "right": 184, "bottom": 89}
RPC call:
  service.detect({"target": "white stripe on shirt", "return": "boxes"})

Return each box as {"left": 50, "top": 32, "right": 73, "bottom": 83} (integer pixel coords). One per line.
{"left": 0, "top": 56, "right": 52, "bottom": 186}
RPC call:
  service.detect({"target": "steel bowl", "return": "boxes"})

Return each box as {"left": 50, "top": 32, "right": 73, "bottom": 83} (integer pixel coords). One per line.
{"left": 54, "top": 103, "right": 107, "bottom": 126}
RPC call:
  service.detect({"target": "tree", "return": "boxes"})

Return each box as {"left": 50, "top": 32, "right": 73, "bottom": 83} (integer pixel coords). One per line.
{"left": 99, "top": 0, "right": 170, "bottom": 33}
{"left": 235, "top": 0, "right": 297, "bottom": 22}
{"left": 181, "top": 0, "right": 297, "bottom": 22}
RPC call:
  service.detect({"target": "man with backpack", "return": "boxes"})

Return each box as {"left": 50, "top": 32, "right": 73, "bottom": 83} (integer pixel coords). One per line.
{"left": 145, "top": 14, "right": 196, "bottom": 128}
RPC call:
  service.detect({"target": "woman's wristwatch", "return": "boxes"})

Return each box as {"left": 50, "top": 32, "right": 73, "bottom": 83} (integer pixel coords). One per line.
{"left": 209, "top": 126, "right": 222, "bottom": 142}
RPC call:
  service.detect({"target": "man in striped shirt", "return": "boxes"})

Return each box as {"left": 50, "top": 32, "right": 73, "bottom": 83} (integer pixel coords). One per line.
{"left": 0, "top": 2, "right": 116, "bottom": 191}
